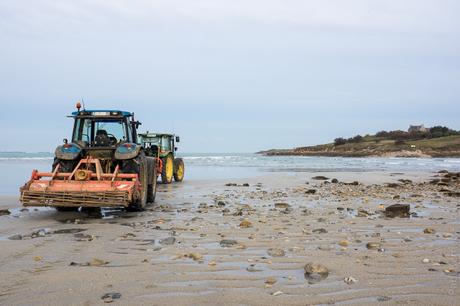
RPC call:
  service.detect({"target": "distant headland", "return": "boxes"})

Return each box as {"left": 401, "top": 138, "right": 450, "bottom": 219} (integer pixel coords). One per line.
{"left": 258, "top": 125, "right": 460, "bottom": 158}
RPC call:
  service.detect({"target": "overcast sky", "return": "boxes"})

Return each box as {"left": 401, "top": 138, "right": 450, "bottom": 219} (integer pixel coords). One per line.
{"left": 0, "top": 0, "right": 459, "bottom": 152}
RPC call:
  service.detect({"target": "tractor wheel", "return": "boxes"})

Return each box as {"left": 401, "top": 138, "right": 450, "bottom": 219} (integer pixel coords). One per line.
{"left": 147, "top": 161, "right": 157, "bottom": 203}
{"left": 52, "top": 158, "right": 76, "bottom": 173}
{"left": 127, "top": 153, "right": 148, "bottom": 211}
{"left": 173, "top": 158, "right": 185, "bottom": 182}
{"left": 161, "top": 154, "right": 174, "bottom": 184}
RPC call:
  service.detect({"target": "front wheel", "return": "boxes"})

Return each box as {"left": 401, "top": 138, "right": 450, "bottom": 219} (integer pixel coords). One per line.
{"left": 173, "top": 158, "right": 185, "bottom": 182}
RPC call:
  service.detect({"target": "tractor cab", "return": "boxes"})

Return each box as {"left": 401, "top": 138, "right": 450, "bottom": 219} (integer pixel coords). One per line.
{"left": 138, "top": 133, "right": 179, "bottom": 156}
{"left": 70, "top": 110, "right": 139, "bottom": 148}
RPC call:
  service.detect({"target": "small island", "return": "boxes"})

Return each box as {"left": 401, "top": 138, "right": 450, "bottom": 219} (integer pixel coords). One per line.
{"left": 259, "top": 125, "right": 460, "bottom": 157}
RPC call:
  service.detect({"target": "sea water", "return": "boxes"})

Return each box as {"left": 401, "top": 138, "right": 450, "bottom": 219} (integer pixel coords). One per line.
{"left": 1, "top": 152, "right": 459, "bottom": 195}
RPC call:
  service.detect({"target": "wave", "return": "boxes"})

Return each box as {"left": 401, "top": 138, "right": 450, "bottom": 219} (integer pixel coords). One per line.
{"left": 0, "top": 153, "right": 459, "bottom": 172}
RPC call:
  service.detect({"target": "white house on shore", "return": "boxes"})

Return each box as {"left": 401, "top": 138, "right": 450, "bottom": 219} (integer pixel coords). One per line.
{"left": 408, "top": 125, "right": 428, "bottom": 133}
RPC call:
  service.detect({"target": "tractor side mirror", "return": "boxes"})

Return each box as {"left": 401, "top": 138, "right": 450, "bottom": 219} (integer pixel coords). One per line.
{"left": 63, "top": 138, "right": 68, "bottom": 144}
{"left": 175, "top": 136, "right": 180, "bottom": 142}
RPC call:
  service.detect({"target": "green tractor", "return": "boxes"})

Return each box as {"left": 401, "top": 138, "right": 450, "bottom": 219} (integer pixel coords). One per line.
{"left": 138, "top": 132, "right": 185, "bottom": 184}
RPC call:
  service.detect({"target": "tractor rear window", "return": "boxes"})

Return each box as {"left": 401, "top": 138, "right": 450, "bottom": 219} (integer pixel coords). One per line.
{"left": 95, "top": 120, "right": 127, "bottom": 142}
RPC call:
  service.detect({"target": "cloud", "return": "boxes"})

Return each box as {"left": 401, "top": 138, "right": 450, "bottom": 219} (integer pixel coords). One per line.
{"left": 1, "top": 0, "right": 459, "bottom": 35}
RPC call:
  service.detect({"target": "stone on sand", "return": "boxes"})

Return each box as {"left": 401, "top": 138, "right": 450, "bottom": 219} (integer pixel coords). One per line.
{"left": 304, "top": 263, "right": 329, "bottom": 283}
{"left": 267, "top": 248, "right": 285, "bottom": 257}
{"left": 274, "top": 203, "right": 290, "bottom": 209}
{"left": 366, "top": 242, "right": 382, "bottom": 250}
{"left": 101, "top": 292, "right": 121, "bottom": 303}
{"left": 265, "top": 277, "right": 277, "bottom": 285}
{"left": 239, "top": 220, "right": 253, "bottom": 228}
{"left": 220, "top": 239, "right": 238, "bottom": 247}
{"left": 384, "top": 204, "right": 410, "bottom": 218}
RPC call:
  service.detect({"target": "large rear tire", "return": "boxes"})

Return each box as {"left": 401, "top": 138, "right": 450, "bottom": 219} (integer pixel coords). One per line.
{"left": 173, "top": 158, "right": 185, "bottom": 182}
{"left": 161, "top": 154, "right": 174, "bottom": 184}
{"left": 126, "top": 153, "right": 148, "bottom": 211}
{"left": 147, "top": 161, "right": 157, "bottom": 203}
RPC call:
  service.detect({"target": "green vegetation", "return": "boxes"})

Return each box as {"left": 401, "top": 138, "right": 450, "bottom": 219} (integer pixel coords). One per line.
{"left": 334, "top": 126, "right": 460, "bottom": 146}
{"left": 260, "top": 126, "right": 460, "bottom": 157}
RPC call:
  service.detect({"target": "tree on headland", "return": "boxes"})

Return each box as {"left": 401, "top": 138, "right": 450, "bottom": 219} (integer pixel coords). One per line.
{"left": 349, "top": 135, "right": 363, "bottom": 143}
{"left": 334, "top": 138, "right": 347, "bottom": 146}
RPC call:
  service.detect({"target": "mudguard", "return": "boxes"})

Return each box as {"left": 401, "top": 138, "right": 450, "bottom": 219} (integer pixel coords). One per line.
{"left": 54, "top": 143, "right": 81, "bottom": 160}
{"left": 115, "top": 143, "right": 142, "bottom": 160}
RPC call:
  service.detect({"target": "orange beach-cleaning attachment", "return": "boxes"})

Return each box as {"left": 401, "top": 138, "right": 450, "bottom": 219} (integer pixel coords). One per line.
{"left": 20, "top": 157, "right": 140, "bottom": 208}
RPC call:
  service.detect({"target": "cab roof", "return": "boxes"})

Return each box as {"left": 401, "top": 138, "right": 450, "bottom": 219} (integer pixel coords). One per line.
{"left": 138, "top": 132, "right": 174, "bottom": 137}
{"left": 70, "top": 110, "right": 132, "bottom": 117}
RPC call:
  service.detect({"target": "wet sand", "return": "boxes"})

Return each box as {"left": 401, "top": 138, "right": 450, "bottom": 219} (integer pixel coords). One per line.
{"left": 0, "top": 171, "right": 459, "bottom": 305}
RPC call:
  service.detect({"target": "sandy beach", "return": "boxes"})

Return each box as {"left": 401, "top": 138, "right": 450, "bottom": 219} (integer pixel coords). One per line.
{"left": 0, "top": 170, "right": 458, "bottom": 305}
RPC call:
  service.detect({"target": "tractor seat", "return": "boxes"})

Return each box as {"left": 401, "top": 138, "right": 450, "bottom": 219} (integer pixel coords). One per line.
{"left": 95, "top": 129, "right": 110, "bottom": 146}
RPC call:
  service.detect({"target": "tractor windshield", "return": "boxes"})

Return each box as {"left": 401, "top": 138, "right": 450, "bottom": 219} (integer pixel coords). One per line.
{"left": 72, "top": 117, "right": 131, "bottom": 146}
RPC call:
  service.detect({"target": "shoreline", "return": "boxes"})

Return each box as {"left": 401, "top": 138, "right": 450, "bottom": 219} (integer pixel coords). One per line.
{"left": 258, "top": 150, "right": 460, "bottom": 158}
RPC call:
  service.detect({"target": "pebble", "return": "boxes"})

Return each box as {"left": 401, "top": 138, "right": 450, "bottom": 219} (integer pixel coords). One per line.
{"left": 377, "top": 296, "right": 392, "bottom": 302}
{"left": 312, "top": 176, "right": 329, "bottom": 180}
{"left": 246, "top": 264, "right": 263, "bottom": 272}
{"left": 344, "top": 276, "right": 357, "bottom": 284}
{"left": 53, "top": 228, "right": 86, "bottom": 234}
{"left": 366, "top": 242, "right": 382, "bottom": 250}
{"left": 274, "top": 203, "right": 290, "bottom": 209}
{"left": 101, "top": 292, "right": 121, "bottom": 303}
{"left": 220, "top": 239, "right": 238, "bottom": 247}
{"left": 271, "top": 291, "right": 283, "bottom": 296}
{"left": 423, "top": 228, "right": 436, "bottom": 234}
{"left": 89, "top": 258, "right": 110, "bottom": 266}
{"left": 8, "top": 234, "right": 22, "bottom": 240}
{"left": 384, "top": 204, "right": 410, "bottom": 218}
{"left": 422, "top": 258, "right": 430, "bottom": 263}
{"left": 312, "top": 228, "right": 327, "bottom": 234}
{"left": 31, "top": 229, "right": 50, "bottom": 238}
{"left": 304, "top": 263, "right": 329, "bottom": 283}
{"left": 338, "top": 240, "right": 350, "bottom": 247}
{"left": 188, "top": 253, "right": 203, "bottom": 261}
{"left": 267, "top": 248, "right": 285, "bottom": 257}
{"left": 239, "top": 220, "right": 253, "bottom": 228}
{"left": 265, "top": 277, "right": 277, "bottom": 285}
{"left": 70, "top": 258, "right": 109, "bottom": 267}
{"left": 0, "top": 209, "right": 10, "bottom": 216}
